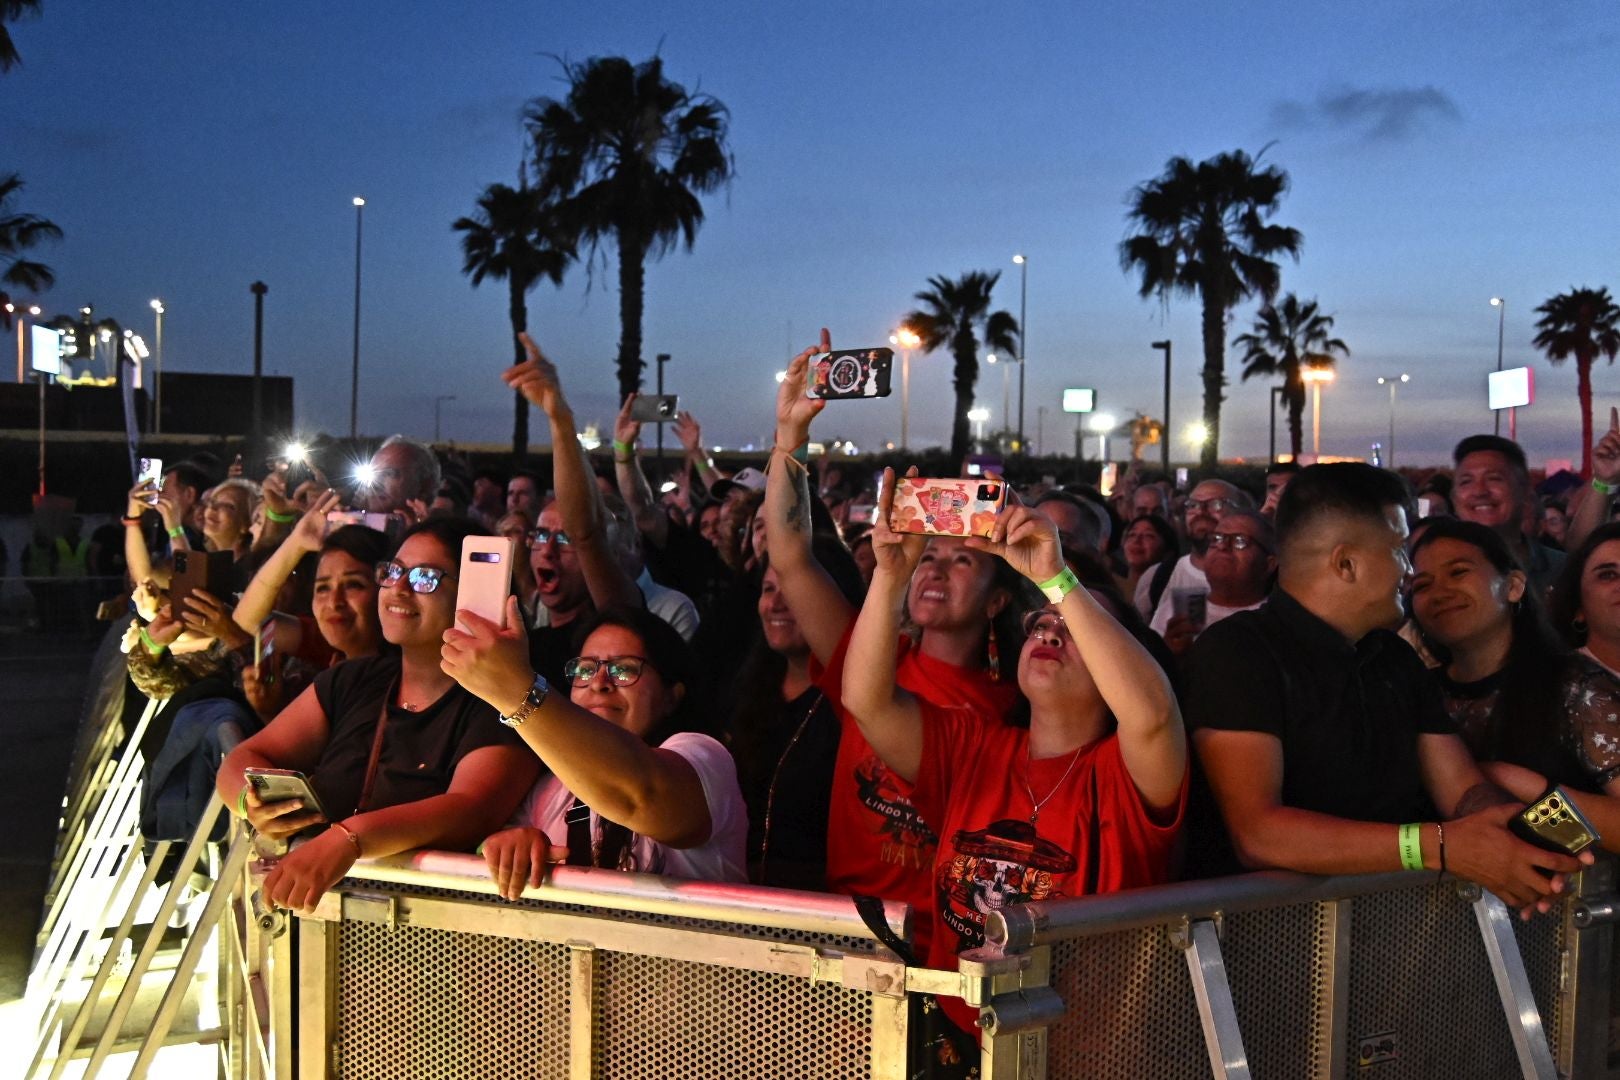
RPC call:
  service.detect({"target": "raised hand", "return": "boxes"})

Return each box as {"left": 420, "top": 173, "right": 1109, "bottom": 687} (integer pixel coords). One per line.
{"left": 672, "top": 410, "right": 703, "bottom": 456}
{"left": 180, "top": 588, "right": 250, "bottom": 647}
{"left": 870, "top": 467, "right": 928, "bottom": 582}
{"left": 966, "top": 492, "right": 1063, "bottom": 585}
{"left": 261, "top": 469, "right": 294, "bottom": 519}
{"left": 614, "top": 394, "right": 643, "bottom": 451}
{"left": 289, "top": 489, "right": 341, "bottom": 554}
{"left": 502, "top": 332, "right": 567, "bottom": 417}
{"left": 126, "top": 480, "right": 157, "bottom": 519}
{"left": 441, "top": 596, "right": 534, "bottom": 717}
{"left": 1595, "top": 407, "right": 1620, "bottom": 486}
{"left": 775, "top": 327, "right": 831, "bottom": 449}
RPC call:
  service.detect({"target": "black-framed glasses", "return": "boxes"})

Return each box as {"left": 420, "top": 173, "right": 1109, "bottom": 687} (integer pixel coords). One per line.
{"left": 1185, "top": 497, "right": 1233, "bottom": 516}
{"left": 374, "top": 560, "right": 453, "bottom": 594}
{"left": 1022, "top": 610, "right": 1069, "bottom": 641}
{"left": 563, "top": 655, "right": 647, "bottom": 687}
{"left": 527, "top": 527, "right": 571, "bottom": 548}
{"left": 1209, "top": 531, "right": 1270, "bottom": 553}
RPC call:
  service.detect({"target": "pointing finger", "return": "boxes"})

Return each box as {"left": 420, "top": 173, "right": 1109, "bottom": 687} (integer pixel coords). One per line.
{"left": 1610, "top": 406, "right": 1617, "bottom": 434}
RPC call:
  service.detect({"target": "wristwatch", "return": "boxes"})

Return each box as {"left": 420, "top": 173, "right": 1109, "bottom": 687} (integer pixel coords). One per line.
{"left": 499, "top": 671, "right": 550, "bottom": 728}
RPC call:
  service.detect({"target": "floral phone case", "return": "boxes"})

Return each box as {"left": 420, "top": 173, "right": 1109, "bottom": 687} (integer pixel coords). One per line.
{"left": 891, "top": 477, "right": 1007, "bottom": 539}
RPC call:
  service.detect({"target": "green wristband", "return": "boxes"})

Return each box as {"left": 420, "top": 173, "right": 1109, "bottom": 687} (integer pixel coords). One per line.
{"left": 611, "top": 439, "right": 635, "bottom": 457}
{"left": 167, "top": 525, "right": 185, "bottom": 540}
{"left": 264, "top": 507, "right": 297, "bottom": 524}
{"left": 139, "top": 626, "right": 167, "bottom": 658}
{"left": 1595, "top": 477, "right": 1617, "bottom": 496}
{"left": 237, "top": 785, "right": 250, "bottom": 818}
{"left": 1398, "top": 822, "right": 1425, "bottom": 871}
{"left": 1036, "top": 566, "right": 1081, "bottom": 604}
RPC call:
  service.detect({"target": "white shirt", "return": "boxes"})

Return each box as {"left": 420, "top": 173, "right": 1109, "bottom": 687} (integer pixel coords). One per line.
{"left": 529, "top": 568, "right": 701, "bottom": 642}
{"left": 516, "top": 732, "right": 748, "bottom": 883}
{"left": 1145, "top": 555, "right": 1209, "bottom": 635}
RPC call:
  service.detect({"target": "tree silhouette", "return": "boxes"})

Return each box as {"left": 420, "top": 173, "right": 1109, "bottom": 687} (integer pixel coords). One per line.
{"left": 904, "top": 271, "right": 1020, "bottom": 463}
{"left": 1233, "top": 294, "right": 1348, "bottom": 459}
{"left": 1533, "top": 287, "right": 1620, "bottom": 480}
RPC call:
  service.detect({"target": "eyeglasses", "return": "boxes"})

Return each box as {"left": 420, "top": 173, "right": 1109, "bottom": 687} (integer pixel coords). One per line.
{"left": 374, "top": 560, "right": 454, "bottom": 593}
{"left": 1209, "top": 531, "right": 1271, "bottom": 553}
{"left": 563, "top": 655, "right": 647, "bottom": 687}
{"left": 1022, "top": 610, "right": 1069, "bottom": 641}
{"left": 1185, "top": 497, "right": 1234, "bottom": 516}
{"left": 527, "top": 527, "right": 571, "bottom": 548}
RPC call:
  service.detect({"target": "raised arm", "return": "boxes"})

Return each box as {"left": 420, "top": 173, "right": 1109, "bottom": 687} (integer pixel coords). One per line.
{"left": 672, "top": 410, "right": 722, "bottom": 495}
{"left": 841, "top": 467, "right": 929, "bottom": 783}
{"left": 1568, "top": 406, "right": 1620, "bottom": 552}
{"left": 233, "top": 488, "right": 339, "bottom": 633}
{"left": 505, "top": 333, "right": 640, "bottom": 613}
{"left": 612, "top": 393, "right": 671, "bottom": 550}
{"left": 122, "top": 480, "right": 159, "bottom": 587}
{"left": 765, "top": 329, "right": 856, "bottom": 663}
{"left": 443, "top": 597, "right": 711, "bottom": 846}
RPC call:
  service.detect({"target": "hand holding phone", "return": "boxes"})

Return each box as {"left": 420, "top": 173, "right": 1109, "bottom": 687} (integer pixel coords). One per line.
{"left": 890, "top": 476, "right": 1007, "bottom": 539}
{"left": 242, "top": 768, "right": 329, "bottom": 850}
{"left": 629, "top": 394, "right": 679, "bottom": 423}
{"left": 1511, "top": 785, "right": 1600, "bottom": 858}
{"left": 805, "top": 348, "right": 894, "bottom": 400}
{"left": 458, "top": 535, "right": 515, "bottom": 628}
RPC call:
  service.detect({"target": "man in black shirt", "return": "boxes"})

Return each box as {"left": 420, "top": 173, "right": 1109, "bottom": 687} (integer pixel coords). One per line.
{"left": 1186, "top": 463, "right": 1584, "bottom": 911}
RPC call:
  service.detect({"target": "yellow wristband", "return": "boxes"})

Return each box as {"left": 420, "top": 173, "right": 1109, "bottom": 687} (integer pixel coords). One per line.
{"left": 1398, "top": 822, "right": 1425, "bottom": 871}
{"left": 1036, "top": 566, "right": 1081, "bottom": 604}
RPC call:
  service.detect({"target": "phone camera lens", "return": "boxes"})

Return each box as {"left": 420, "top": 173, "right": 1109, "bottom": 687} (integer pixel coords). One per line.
{"left": 1547, "top": 797, "right": 1561, "bottom": 811}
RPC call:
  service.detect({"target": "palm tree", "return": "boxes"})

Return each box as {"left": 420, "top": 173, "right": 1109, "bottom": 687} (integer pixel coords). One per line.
{"left": 525, "top": 55, "right": 733, "bottom": 402}
{"left": 1533, "top": 287, "right": 1620, "bottom": 480}
{"left": 1121, "top": 149, "right": 1303, "bottom": 468}
{"left": 0, "top": 172, "right": 61, "bottom": 329}
{"left": 1, "top": 0, "right": 44, "bottom": 72}
{"left": 1233, "top": 294, "right": 1349, "bottom": 459}
{"left": 904, "top": 271, "right": 1020, "bottom": 463}
{"left": 454, "top": 178, "right": 574, "bottom": 458}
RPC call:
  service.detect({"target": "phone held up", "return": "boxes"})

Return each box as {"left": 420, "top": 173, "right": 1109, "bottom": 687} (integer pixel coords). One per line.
{"left": 136, "top": 457, "right": 163, "bottom": 505}
{"left": 170, "top": 549, "right": 234, "bottom": 615}
{"left": 458, "top": 535, "right": 514, "bottom": 628}
{"left": 629, "top": 394, "right": 679, "bottom": 423}
{"left": 805, "top": 348, "right": 894, "bottom": 400}
{"left": 889, "top": 477, "right": 1008, "bottom": 539}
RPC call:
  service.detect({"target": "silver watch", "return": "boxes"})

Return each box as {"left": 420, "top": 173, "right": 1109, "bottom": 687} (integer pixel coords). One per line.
{"left": 499, "top": 672, "right": 550, "bottom": 727}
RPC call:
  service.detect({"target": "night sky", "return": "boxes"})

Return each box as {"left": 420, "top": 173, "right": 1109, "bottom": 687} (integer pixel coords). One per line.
{"left": 7, "top": 1, "right": 1620, "bottom": 467}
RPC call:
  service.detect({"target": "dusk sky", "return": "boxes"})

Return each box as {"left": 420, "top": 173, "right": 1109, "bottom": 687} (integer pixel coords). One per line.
{"left": 8, "top": 1, "right": 1620, "bottom": 467}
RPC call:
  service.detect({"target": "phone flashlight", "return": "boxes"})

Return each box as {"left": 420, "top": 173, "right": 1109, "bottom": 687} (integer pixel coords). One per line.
{"left": 659, "top": 480, "right": 678, "bottom": 494}
{"left": 354, "top": 463, "right": 378, "bottom": 487}
{"left": 283, "top": 441, "right": 308, "bottom": 464}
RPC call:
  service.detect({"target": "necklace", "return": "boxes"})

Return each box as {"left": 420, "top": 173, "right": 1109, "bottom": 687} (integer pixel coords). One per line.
{"left": 1022, "top": 741, "right": 1085, "bottom": 825}
{"left": 758, "top": 689, "right": 824, "bottom": 879}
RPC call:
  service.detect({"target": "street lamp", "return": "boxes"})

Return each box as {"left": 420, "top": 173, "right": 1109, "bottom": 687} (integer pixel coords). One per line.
{"left": 1151, "top": 340, "right": 1172, "bottom": 473}
{"left": 968, "top": 406, "right": 991, "bottom": 445}
{"left": 1376, "top": 374, "right": 1410, "bottom": 468}
{"left": 987, "top": 353, "right": 1010, "bottom": 436}
{"left": 1013, "top": 254, "right": 1027, "bottom": 449}
{"left": 7, "top": 301, "right": 42, "bottom": 383}
{"left": 1186, "top": 421, "right": 1209, "bottom": 450}
{"left": 433, "top": 394, "right": 457, "bottom": 442}
{"left": 149, "top": 299, "right": 165, "bottom": 433}
{"left": 350, "top": 196, "right": 365, "bottom": 439}
{"left": 1301, "top": 363, "right": 1336, "bottom": 458}
{"left": 889, "top": 326, "right": 922, "bottom": 449}
{"left": 1490, "top": 296, "right": 1506, "bottom": 437}
{"left": 1269, "top": 385, "right": 1285, "bottom": 464}
{"left": 1088, "top": 411, "right": 1117, "bottom": 463}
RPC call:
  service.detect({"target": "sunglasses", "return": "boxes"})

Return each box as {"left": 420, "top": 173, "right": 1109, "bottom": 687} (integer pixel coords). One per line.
{"left": 374, "top": 560, "right": 454, "bottom": 594}
{"left": 1022, "top": 610, "right": 1069, "bottom": 641}
{"left": 527, "top": 527, "right": 572, "bottom": 548}
{"left": 1209, "top": 531, "right": 1270, "bottom": 553}
{"left": 563, "top": 655, "right": 647, "bottom": 687}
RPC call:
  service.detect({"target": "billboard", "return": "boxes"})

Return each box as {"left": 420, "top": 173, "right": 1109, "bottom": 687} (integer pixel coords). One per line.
{"left": 1062, "top": 388, "right": 1096, "bottom": 414}
{"left": 1488, "top": 367, "right": 1533, "bottom": 411}
{"left": 30, "top": 324, "right": 62, "bottom": 375}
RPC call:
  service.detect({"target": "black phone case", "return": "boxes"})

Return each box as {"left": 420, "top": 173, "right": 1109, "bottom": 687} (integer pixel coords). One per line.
{"left": 807, "top": 348, "right": 894, "bottom": 400}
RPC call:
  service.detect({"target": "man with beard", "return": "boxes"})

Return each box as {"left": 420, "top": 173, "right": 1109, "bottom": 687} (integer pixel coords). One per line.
{"left": 1143, "top": 479, "right": 1254, "bottom": 635}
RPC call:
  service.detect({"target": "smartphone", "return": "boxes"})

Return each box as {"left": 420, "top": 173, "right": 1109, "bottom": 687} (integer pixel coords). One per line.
{"left": 1099, "top": 463, "right": 1119, "bottom": 498}
{"left": 254, "top": 615, "right": 279, "bottom": 670}
{"left": 1511, "top": 784, "right": 1600, "bottom": 858}
{"left": 1416, "top": 496, "right": 1433, "bottom": 519}
{"left": 847, "top": 502, "right": 875, "bottom": 525}
{"left": 459, "top": 535, "right": 515, "bottom": 628}
{"left": 965, "top": 454, "right": 1003, "bottom": 479}
{"left": 170, "top": 549, "right": 235, "bottom": 616}
{"left": 890, "top": 477, "right": 1008, "bottom": 539}
{"left": 1174, "top": 467, "right": 1190, "bottom": 491}
{"left": 630, "top": 394, "right": 679, "bottom": 423}
{"left": 805, "top": 348, "right": 894, "bottom": 400}
{"left": 1171, "top": 587, "right": 1209, "bottom": 631}
{"left": 326, "top": 509, "right": 395, "bottom": 535}
{"left": 243, "top": 767, "right": 327, "bottom": 819}
{"left": 137, "top": 456, "right": 163, "bottom": 505}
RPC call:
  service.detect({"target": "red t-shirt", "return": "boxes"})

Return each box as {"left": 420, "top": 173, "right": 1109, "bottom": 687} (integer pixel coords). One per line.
{"left": 814, "top": 626, "right": 1018, "bottom": 958}
{"left": 911, "top": 699, "right": 1188, "bottom": 1033}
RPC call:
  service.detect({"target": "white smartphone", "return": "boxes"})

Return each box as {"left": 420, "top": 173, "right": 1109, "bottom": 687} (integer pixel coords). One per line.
{"left": 459, "top": 535, "right": 515, "bottom": 629}
{"left": 137, "top": 456, "right": 163, "bottom": 505}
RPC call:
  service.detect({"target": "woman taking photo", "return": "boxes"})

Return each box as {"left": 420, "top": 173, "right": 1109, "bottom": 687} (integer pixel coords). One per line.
{"left": 443, "top": 603, "right": 748, "bottom": 896}
{"left": 215, "top": 517, "right": 539, "bottom": 913}
{"left": 844, "top": 472, "right": 1187, "bottom": 1043}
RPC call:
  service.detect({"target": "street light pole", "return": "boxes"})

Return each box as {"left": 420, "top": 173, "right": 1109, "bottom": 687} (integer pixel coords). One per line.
{"left": 1037, "top": 405, "right": 1047, "bottom": 456}
{"left": 1269, "top": 385, "right": 1284, "bottom": 464}
{"left": 1013, "top": 254, "right": 1027, "bottom": 450}
{"left": 350, "top": 196, "right": 365, "bottom": 440}
{"left": 890, "top": 328, "right": 920, "bottom": 449}
{"left": 656, "top": 352, "right": 670, "bottom": 481}
{"left": 1491, "top": 296, "right": 1505, "bottom": 437}
{"left": 434, "top": 395, "right": 457, "bottom": 442}
{"left": 149, "top": 299, "right": 165, "bottom": 433}
{"left": 250, "top": 282, "right": 267, "bottom": 453}
{"left": 1377, "top": 374, "right": 1410, "bottom": 468}
{"left": 1151, "top": 340, "right": 1172, "bottom": 474}
{"left": 1302, "top": 364, "right": 1335, "bottom": 458}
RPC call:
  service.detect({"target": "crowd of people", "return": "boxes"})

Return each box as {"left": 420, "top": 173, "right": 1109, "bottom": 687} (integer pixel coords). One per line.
{"left": 105, "top": 326, "right": 1620, "bottom": 1070}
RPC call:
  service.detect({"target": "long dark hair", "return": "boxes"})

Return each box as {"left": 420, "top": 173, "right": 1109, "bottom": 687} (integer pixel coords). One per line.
{"left": 1410, "top": 518, "right": 1566, "bottom": 764}
{"left": 1549, "top": 521, "right": 1620, "bottom": 647}
{"left": 570, "top": 605, "right": 706, "bottom": 745}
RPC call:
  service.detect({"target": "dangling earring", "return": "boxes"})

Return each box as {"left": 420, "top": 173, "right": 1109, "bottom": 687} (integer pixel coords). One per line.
{"left": 986, "top": 621, "right": 1001, "bottom": 681}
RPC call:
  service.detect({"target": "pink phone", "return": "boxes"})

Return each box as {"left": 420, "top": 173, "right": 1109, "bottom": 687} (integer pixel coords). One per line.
{"left": 459, "top": 535, "right": 514, "bottom": 628}
{"left": 890, "top": 477, "right": 1008, "bottom": 539}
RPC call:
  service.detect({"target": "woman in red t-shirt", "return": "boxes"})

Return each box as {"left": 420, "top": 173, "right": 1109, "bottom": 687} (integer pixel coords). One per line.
{"left": 844, "top": 477, "right": 1189, "bottom": 1037}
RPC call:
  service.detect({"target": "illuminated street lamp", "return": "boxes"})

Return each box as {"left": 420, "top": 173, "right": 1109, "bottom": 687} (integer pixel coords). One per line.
{"left": 149, "top": 299, "right": 165, "bottom": 432}
{"left": 1013, "top": 254, "right": 1028, "bottom": 448}
{"left": 1186, "top": 421, "right": 1210, "bottom": 450}
{"left": 1302, "top": 363, "right": 1336, "bottom": 458}
{"left": 1376, "top": 374, "right": 1410, "bottom": 468}
{"left": 1490, "top": 296, "right": 1506, "bottom": 436}
{"left": 987, "top": 352, "right": 1010, "bottom": 434}
{"left": 7, "top": 301, "right": 42, "bottom": 383}
{"left": 1088, "top": 411, "right": 1117, "bottom": 463}
{"left": 968, "top": 406, "right": 991, "bottom": 444}
{"left": 350, "top": 196, "right": 365, "bottom": 439}
{"left": 889, "top": 326, "right": 922, "bottom": 449}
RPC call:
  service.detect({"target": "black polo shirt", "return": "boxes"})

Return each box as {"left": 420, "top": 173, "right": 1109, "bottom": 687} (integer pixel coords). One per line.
{"left": 1184, "top": 588, "right": 1454, "bottom": 825}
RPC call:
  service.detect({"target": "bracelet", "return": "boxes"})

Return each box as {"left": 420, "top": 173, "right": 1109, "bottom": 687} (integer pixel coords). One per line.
{"left": 1398, "top": 822, "right": 1425, "bottom": 871}
{"left": 121, "top": 515, "right": 144, "bottom": 527}
{"left": 611, "top": 439, "right": 635, "bottom": 458}
{"left": 167, "top": 526, "right": 185, "bottom": 540}
{"left": 1435, "top": 821, "right": 1447, "bottom": 880}
{"left": 237, "top": 785, "right": 250, "bottom": 819}
{"left": 139, "top": 626, "right": 167, "bottom": 657}
{"left": 331, "top": 821, "right": 364, "bottom": 857}
{"left": 1595, "top": 478, "right": 1617, "bottom": 496}
{"left": 264, "top": 507, "right": 297, "bottom": 524}
{"left": 1036, "top": 566, "right": 1081, "bottom": 604}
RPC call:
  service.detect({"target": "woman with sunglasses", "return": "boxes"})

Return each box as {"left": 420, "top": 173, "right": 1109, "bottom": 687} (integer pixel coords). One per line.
{"left": 843, "top": 474, "right": 1187, "bottom": 1043}
{"left": 216, "top": 517, "right": 540, "bottom": 913}
{"left": 442, "top": 604, "right": 748, "bottom": 895}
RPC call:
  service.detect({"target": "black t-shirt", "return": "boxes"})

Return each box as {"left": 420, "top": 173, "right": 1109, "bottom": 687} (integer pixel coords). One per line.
{"left": 727, "top": 684, "right": 840, "bottom": 891}
{"left": 1184, "top": 588, "right": 1454, "bottom": 826}
{"left": 308, "top": 654, "right": 525, "bottom": 822}
{"left": 528, "top": 623, "right": 579, "bottom": 689}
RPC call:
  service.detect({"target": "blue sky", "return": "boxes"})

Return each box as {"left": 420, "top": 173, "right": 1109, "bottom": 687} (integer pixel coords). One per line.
{"left": 7, "top": 0, "right": 1620, "bottom": 466}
